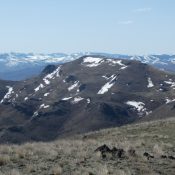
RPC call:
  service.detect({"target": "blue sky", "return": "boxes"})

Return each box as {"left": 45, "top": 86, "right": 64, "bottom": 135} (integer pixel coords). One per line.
{"left": 0, "top": 0, "right": 175, "bottom": 54}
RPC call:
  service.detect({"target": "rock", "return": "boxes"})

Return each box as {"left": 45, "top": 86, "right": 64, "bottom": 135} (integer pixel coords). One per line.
{"left": 128, "top": 148, "right": 136, "bottom": 157}
{"left": 160, "top": 155, "right": 175, "bottom": 160}
{"left": 143, "top": 152, "right": 154, "bottom": 160}
{"left": 161, "top": 155, "right": 167, "bottom": 159}
{"left": 95, "top": 145, "right": 126, "bottom": 160}
{"left": 111, "top": 147, "right": 125, "bottom": 158}
{"left": 168, "top": 155, "right": 175, "bottom": 160}
{"left": 88, "top": 173, "right": 95, "bottom": 175}
{"left": 95, "top": 144, "right": 111, "bottom": 154}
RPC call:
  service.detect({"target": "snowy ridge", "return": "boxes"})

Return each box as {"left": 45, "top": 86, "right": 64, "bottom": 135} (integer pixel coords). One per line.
{"left": 0, "top": 53, "right": 174, "bottom": 67}
{"left": 0, "top": 53, "right": 175, "bottom": 81}
{"left": 0, "top": 53, "right": 86, "bottom": 67}
{"left": 0, "top": 53, "right": 174, "bottom": 70}
{"left": 129, "top": 55, "right": 175, "bottom": 66}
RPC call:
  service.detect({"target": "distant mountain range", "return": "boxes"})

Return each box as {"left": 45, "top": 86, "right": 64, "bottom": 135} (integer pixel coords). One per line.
{"left": 0, "top": 53, "right": 174, "bottom": 80}
{"left": 0, "top": 56, "right": 175, "bottom": 143}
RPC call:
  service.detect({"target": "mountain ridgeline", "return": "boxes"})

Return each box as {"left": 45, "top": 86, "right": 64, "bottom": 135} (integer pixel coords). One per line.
{"left": 0, "top": 53, "right": 175, "bottom": 80}
{"left": 0, "top": 56, "right": 175, "bottom": 143}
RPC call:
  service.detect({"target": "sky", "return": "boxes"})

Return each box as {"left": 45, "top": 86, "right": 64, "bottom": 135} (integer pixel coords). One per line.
{"left": 0, "top": 0, "right": 175, "bottom": 55}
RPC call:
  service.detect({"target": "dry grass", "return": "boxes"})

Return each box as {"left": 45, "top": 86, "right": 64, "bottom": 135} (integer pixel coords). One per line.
{"left": 0, "top": 169, "right": 21, "bottom": 175}
{"left": 51, "top": 165, "right": 62, "bottom": 175}
{"left": 0, "top": 118, "right": 175, "bottom": 175}
{"left": 0, "top": 155, "right": 10, "bottom": 166}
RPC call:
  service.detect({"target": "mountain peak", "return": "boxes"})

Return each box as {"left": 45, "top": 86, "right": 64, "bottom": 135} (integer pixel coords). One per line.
{"left": 0, "top": 57, "right": 175, "bottom": 143}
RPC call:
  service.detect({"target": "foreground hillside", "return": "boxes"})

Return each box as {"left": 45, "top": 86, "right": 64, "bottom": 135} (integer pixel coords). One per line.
{"left": 0, "top": 118, "right": 175, "bottom": 175}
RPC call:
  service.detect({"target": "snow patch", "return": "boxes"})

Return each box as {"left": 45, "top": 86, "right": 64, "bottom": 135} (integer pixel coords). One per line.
{"left": 43, "top": 66, "right": 61, "bottom": 85}
{"left": 87, "top": 98, "right": 91, "bottom": 104}
{"left": 98, "top": 75, "right": 117, "bottom": 94}
{"left": 0, "top": 86, "right": 14, "bottom": 103}
{"left": 43, "top": 79, "right": 50, "bottom": 85}
{"left": 34, "top": 84, "right": 44, "bottom": 92}
{"left": 164, "top": 79, "right": 175, "bottom": 88}
{"left": 102, "top": 74, "right": 116, "bottom": 80}
{"left": 147, "top": 77, "right": 154, "bottom": 88}
{"left": 68, "top": 81, "right": 79, "bottom": 91}
{"left": 32, "top": 111, "right": 39, "bottom": 118}
{"left": 107, "top": 59, "right": 128, "bottom": 69}
{"left": 126, "top": 101, "right": 145, "bottom": 112}
{"left": 72, "top": 97, "right": 84, "bottom": 104}
{"left": 165, "top": 98, "right": 175, "bottom": 104}
{"left": 82, "top": 57, "right": 104, "bottom": 67}
{"left": 126, "top": 101, "right": 150, "bottom": 116}
{"left": 44, "top": 93, "right": 50, "bottom": 97}
{"left": 62, "top": 97, "right": 72, "bottom": 101}
{"left": 24, "top": 97, "right": 29, "bottom": 101}
{"left": 39, "top": 104, "right": 50, "bottom": 109}
{"left": 102, "top": 75, "right": 110, "bottom": 80}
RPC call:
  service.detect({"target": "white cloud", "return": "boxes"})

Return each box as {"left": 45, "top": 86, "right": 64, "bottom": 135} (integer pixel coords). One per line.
{"left": 134, "top": 8, "right": 152, "bottom": 13}
{"left": 118, "top": 20, "right": 134, "bottom": 25}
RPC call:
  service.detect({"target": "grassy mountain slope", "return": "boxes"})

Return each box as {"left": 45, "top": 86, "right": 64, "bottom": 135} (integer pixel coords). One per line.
{"left": 0, "top": 118, "right": 175, "bottom": 175}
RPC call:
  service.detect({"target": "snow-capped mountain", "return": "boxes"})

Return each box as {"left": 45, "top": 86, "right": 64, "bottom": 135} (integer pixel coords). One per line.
{"left": 0, "top": 52, "right": 88, "bottom": 80}
{"left": 0, "top": 53, "right": 174, "bottom": 80}
{"left": 0, "top": 56, "right": 175, "bottom": 143}
{"left": 128, "top": 54, "right": 175, "bottom": 72}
